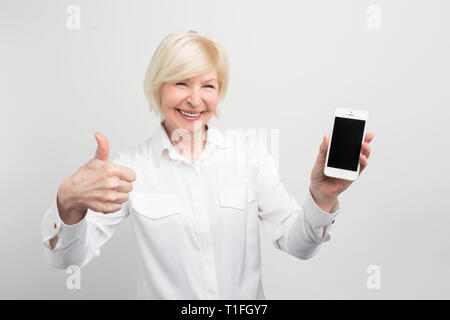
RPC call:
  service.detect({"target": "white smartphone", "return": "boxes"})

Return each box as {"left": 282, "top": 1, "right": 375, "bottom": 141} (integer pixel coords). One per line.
{"left": 324, "top": 108, "right": 369, "bottom": 181}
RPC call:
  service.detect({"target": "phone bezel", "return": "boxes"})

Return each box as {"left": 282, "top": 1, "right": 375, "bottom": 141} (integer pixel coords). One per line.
{"left": 324, "top": 108, "right": 369, "bottom": 181}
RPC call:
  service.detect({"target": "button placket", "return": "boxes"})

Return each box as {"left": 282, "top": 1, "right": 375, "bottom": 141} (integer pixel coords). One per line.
{"left": 189, "top": 166, "right": 220, "bottom": 299}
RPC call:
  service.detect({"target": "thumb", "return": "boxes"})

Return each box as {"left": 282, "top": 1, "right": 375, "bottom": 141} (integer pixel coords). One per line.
{"left": 316, "top": 133, "right": 329, "bottom": 165}
{"left": 94, "top": 132, "right": 109, "bottom": 161}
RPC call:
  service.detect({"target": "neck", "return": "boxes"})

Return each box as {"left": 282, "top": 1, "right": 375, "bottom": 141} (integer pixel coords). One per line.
{"left": 162, "top": 120, "right": 208, "bottom": 163}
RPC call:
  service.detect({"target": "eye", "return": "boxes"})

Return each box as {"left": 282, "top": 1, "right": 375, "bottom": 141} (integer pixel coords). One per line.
{"left": 175, "top": 82, "right": 215, "bottom": 89}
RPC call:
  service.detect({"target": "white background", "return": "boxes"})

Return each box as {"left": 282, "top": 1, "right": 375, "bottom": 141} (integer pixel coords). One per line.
{"left": 1, "top": 0, "right": 449, "bottom": 299}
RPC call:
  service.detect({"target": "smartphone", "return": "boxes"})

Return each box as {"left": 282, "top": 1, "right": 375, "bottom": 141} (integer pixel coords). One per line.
{"left": 324, "top": 108, "right": 369, "bottom": 181}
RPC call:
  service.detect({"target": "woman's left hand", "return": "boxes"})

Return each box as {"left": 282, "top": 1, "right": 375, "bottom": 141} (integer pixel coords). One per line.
{"left": 309, "top": 132, "right": 374, "bottom": 212}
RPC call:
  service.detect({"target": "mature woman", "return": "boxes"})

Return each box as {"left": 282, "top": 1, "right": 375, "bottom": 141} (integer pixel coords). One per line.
{"left": 42, "top": 30, "right": 374, "bottom": 299}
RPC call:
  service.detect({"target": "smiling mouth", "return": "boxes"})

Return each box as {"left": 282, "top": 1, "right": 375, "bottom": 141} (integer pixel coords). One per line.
{"left": 176, "top": 108, "right": 205, "bottom": 120}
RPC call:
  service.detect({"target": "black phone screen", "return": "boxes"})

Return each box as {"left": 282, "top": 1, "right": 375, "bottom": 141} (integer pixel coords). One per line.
{"left": 327, "top": 116, "right": 366, "bottom": 171}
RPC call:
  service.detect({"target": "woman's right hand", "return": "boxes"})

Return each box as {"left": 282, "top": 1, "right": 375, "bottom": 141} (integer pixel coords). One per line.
{"left": 56, "top": 132, "right": 137, "bottom": 225}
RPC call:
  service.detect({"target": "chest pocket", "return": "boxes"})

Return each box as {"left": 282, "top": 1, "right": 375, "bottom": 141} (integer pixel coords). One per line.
{"left": 131, "top": 192, "right": 182, "bottom": 219}
{"left": 218, "top": 185, "right": 256, "bottom": 211}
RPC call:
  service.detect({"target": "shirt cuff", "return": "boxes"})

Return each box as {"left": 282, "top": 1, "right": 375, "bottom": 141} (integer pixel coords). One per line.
{"left": 41, "top": 197, "right": 87, "bottom": 251}
{"left": 302, "top": 188, "right": 341, "bottom": 243}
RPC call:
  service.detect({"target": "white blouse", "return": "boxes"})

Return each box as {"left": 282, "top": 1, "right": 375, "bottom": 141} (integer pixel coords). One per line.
{"left": 41, "top": 122, "right": 340, "bottom": 299}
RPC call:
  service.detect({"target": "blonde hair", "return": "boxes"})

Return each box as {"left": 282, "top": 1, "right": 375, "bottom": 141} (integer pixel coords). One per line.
{"left": 143, "top": 30, "right": 229, "bottom": 118}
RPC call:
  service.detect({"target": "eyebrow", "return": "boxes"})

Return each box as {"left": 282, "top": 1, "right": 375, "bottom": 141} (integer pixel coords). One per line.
{"left": 202, "top": 78, "right": 217, "bottom": 83}
{"left": 179, "top": 78, "right": 217, "bottom": 83}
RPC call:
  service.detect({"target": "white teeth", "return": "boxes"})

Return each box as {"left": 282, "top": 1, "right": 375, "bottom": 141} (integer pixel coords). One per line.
{"left": 178, "top": 109, "right": 201, "bottom": 117}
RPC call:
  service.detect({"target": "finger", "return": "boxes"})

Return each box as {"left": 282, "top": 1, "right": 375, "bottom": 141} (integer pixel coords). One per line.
{"left": 361, "top": 142, "right": 371, "bottom": 159}
{"left": 114, "top": 180, "right": 133, "bottom": 193}
{"left": 107, "top": 164, "right": 137, "bottom": 182}
{"left": 316, "top": 133, "right": 329, "bottom": 164}
{"left": 102, "top": 202, "right": 122, "bottom": 214}
{"left": 108, "top": 192, "right": 130, "bottom": 205}
{"left": 364, "top": 132, "right": 374, "bottom": 143}
{"left": 94, "top": 132, "right": 110, "bottom": 161}
{"left": 89, "top": 200, "right": 122, "bottom": 214}
{"left": 101, "top": 175, "right": 121, "bottom": 190}
{"left": 99, "top": 189, "right": 129, "bottom": 204}
{"left": 359, "top": 154, "right": 368, "bottom": 173}
{"left": 312, "top": 133, "right": 329, "bottom": 177}
{"left": 324, "top": 133, "right": 330, "bottom": 149}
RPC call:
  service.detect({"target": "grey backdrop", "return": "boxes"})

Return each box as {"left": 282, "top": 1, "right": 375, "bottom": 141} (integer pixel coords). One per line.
{"left": 1, "top": 0, "right": 449, "bottom": 299}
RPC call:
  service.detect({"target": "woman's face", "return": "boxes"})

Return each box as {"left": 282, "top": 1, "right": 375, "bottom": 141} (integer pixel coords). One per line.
{"left": 160, "top": 70, "right": 219, "bottom": 134}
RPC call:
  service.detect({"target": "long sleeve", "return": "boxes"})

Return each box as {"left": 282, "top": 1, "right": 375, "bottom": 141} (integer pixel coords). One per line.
{"left": 254, "top": 140, "right": 341, "bottom": 260}
{"left": 41, "top": 154, "right": 130, "bottom": 269}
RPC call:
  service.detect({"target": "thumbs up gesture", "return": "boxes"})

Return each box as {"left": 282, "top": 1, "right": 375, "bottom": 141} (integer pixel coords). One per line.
{"left": 56, "top": 132, "right": 137, "bottom": 225}
{"left": 94, "top": 131, "right": 110, "bottom": 161}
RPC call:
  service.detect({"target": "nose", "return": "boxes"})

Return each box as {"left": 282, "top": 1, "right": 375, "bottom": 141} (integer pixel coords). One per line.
{"left": 187, "top": 88, "right": 204, "bottom": 109}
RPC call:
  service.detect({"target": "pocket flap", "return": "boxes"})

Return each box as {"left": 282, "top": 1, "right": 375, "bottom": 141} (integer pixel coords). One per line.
{"left": 219, "top": 186, "right": 250, "bottom": 210}
{"left": 131, "top": 192, "right": 182, "bottom": 219}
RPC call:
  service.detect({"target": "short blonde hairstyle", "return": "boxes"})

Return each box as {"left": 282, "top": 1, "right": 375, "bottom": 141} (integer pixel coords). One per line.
{"left": 143, "top": 30, "right": 229, "bottom": 118}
